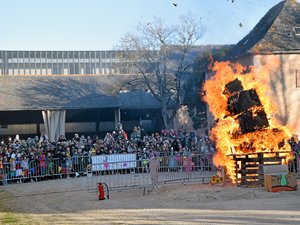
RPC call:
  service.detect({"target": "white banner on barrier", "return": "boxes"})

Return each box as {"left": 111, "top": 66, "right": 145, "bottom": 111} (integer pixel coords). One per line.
{"left": 91, "top": 154, "right": 137, "bottom": 171}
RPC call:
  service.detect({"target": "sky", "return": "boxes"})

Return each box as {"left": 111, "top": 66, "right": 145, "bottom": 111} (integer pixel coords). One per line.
{"left": 0, "top": 0, "right": 290, "bottom": 50}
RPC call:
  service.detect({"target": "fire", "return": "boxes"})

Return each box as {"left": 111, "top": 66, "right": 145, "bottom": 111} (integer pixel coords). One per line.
{"left": 203, "top": 61, "right": 293, "bottom": 182}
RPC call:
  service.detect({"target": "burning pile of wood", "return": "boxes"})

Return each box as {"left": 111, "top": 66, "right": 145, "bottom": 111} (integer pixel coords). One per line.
{"left": 203, "top": 62, "right": 293, "bottom": 183}
{"left": 224, "top": 78, "right": 269, "bottom": 134}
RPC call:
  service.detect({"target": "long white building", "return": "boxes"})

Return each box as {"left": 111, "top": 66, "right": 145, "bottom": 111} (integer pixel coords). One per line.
{"left": 0, "top": 50, "right": 121, "bottom": 75}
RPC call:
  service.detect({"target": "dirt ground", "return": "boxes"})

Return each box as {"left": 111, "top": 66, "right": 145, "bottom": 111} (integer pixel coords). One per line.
{"left": 0, "top": 177, "right": 299, "bottom": 225}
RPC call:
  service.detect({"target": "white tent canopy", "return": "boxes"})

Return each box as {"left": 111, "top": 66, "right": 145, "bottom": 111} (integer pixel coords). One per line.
{"left": 42, "top": 110, "right": 66, "bottom": 142}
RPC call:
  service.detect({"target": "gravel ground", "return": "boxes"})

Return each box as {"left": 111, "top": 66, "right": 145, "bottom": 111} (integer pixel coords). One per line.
{"left": 0, "top": 176, "right": 299, "bottom": 224}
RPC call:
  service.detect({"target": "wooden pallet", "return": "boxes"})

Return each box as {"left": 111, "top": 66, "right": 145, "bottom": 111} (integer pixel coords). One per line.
{"left": 229, "top": 152, "right": 290, "bottom": 186}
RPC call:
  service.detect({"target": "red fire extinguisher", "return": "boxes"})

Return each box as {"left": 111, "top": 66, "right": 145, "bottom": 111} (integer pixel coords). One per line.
{"left": 97, "top": 183, "right": 110, "bottom": 200}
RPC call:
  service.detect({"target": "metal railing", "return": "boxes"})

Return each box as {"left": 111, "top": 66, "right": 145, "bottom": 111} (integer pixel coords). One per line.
{"left": 86, "top": 153, "right": 217, "bottom": 192}
{"left": 1, "top": 152, "right": 298, "bottom": 189}
{"left": 0, "top": 156, "right": 91, "bottom": 185}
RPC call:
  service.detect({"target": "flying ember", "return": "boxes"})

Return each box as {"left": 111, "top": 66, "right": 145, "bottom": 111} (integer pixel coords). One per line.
{"left": 203, "top": 61, "right": 293, "bottom": 182}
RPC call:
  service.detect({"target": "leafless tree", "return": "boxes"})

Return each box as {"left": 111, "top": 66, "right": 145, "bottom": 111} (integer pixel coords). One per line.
{"left": 116, "top": 15, "right": 205, "bottom": 129}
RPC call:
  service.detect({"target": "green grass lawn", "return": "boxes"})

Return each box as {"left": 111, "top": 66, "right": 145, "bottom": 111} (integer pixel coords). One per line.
{"left": 0, "top": 189, "right": 21, "bottom": 225}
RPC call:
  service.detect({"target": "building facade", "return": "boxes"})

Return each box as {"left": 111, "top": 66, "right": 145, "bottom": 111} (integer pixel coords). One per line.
{"left": 0, "top": 50, "right": 166, "bottom": 140}
{"left": 0, "top": 44, "right": 219, "bottom": 140}
{"left": 219, "top": 0, "right": 300, "bottom": 136}
{"left": 0, "top": 50, "right": 122, "bottom": 76}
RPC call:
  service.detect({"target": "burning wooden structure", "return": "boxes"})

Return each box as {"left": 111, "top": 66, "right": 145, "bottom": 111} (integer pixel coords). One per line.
{"left": 203, "top": 62, "right": 293, "bottom": 185}
{"left": 224, "top": 78, "right": 290, "bottom": 185}
{"left": 224, "top": 78, "right": 269, "bottom": 133}
{"left": 203, "top": 0, "right": 300, "bottom": 185}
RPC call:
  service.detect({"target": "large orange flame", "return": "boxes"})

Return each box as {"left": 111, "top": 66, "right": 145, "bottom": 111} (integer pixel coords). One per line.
{"left": 203, "top": 61, "right": 293, "bottom": 181}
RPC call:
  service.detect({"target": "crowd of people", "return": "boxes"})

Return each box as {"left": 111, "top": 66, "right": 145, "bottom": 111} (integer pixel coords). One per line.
{"left": 0, "top": 126, "right": 215, "bottom": 184}
{"left": 1, "top": 124, "right": 299, "bottom": 185}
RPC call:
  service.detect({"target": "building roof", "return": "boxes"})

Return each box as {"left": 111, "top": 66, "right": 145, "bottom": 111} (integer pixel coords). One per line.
{"left": 119, "top": 90, "right": 176, "bottom": 109}
{"left": 227, "top": 0, "right": 300, "bottom": 59}
{"left": 0, "top": 45, "right": 221, "bottom": 111}
{"left": 0, "top": 75, "right": 169, "bottom": 111}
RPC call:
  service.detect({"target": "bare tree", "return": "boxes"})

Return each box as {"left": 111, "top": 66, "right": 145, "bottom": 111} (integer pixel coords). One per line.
{"left": 116, "top": 15, "right": 205, "bottom": 129}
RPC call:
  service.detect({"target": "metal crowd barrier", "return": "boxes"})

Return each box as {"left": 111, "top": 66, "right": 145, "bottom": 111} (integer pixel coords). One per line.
{"left": 1, "top": 151, "right": 298, "bottom": 187}
{"left": 0, "top": 156, "right": 91, "bottom": 185}
{"left": 157, "top": 154, "right": 216, "bottom": 183}
{"left": 86, "top": 159, "right": 154, "bottom": 192}
{"left": 86, "top": 153, "right": 217, "bottom": 192}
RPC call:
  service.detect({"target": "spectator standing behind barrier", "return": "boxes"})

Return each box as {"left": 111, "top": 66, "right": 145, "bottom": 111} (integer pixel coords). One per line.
{"left": 66, "top": 153, "right": 72, "bottom": 178}
{"left": 140, "top": 148, "right": 149, "bottom": 173}
{"left": 39, "top": 153, "right": 46, "bottom": 176}
{"left": 168, "top": 148, "right": 177, "bottom": 172}
{"left": 10, "top": 158, "right": 16, "bottom": 180}
{"left": 46, "top": 153, "right": 54, "bottom": 175}
{"left": 31, "top": 155, "right": 40, "bottom": 178}
{"left": 289, "top": 135, "right": 299, "bottom": 172}
{"left": 21, "top": 156, "right": 29, "bottom": 178}
{"left": 15, "top": 157, "right": 22, "bottom": 180}
{"left": 2, "top": 157, "right": 9, "bottom": 185}
{"left": 72, "top": 150, "right": 80, "bottom": 173}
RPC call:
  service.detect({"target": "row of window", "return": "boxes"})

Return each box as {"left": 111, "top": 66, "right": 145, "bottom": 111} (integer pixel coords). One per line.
{"left": 0, "top": 51, "right": 124, "bottom": 75}
{"left": 4, "top": 58, "right": 119, "bottom": 63}
{"left": 0, "top": 50, "right": 118, "bottom": 59}
{"left": 1, "top": 68, "right": 115, "bottom": 76}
